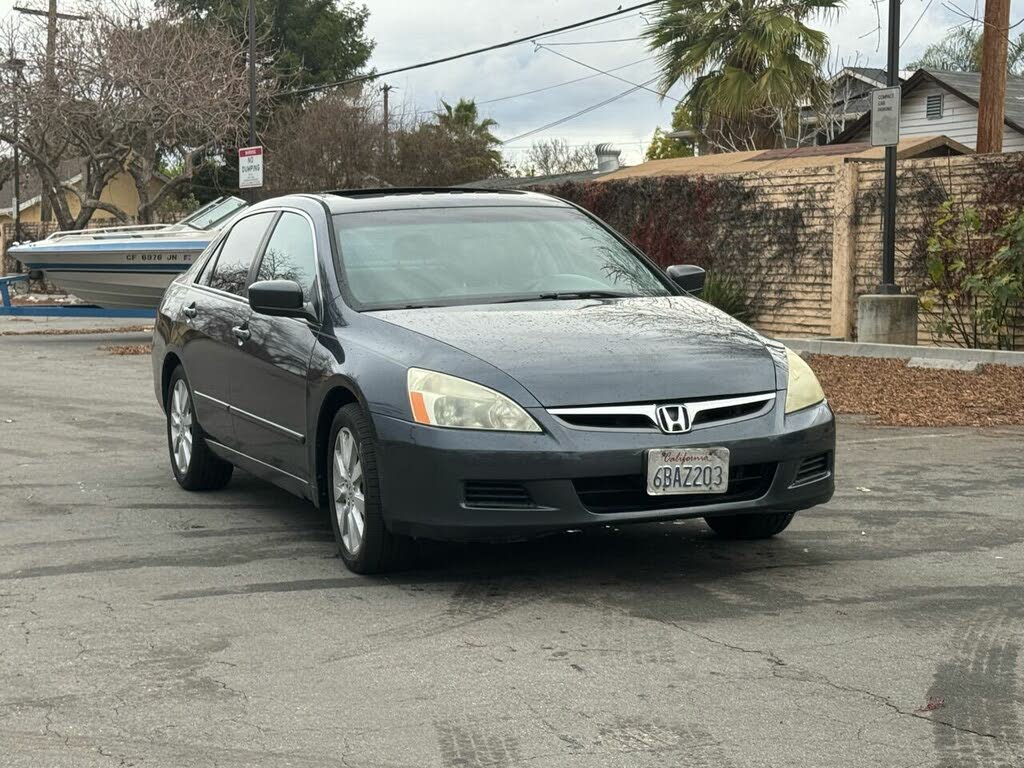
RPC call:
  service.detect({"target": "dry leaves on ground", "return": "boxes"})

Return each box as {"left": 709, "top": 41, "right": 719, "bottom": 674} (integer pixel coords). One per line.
{"left": 807, "top": 354, "right": 1024, "bottom": 427}
{"left": 101, "top": 344, "right": 153, "bottom": 356}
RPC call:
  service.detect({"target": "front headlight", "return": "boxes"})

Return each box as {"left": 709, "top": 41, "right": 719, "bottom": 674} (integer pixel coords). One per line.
{"left": 407, "top": 368, "right": 542, "bottom": 432}
{"left": 785, "top": 348, "right": 825, "bottom": 414}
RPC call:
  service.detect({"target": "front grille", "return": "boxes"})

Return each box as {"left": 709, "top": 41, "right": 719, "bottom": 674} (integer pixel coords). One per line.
{"left": 463, "top": 481, "right": 535, "bottom": 509}
{"left": 573, "top": 463, "right": 776, "bottom": 514}
{"left": 792, "top": 452, "right": 831, "bottom": 486}
{"left": 690, "top": 399, "right": 770, "bottom": 428}
{"left": 556, "top": 412, "right": 655, "bottom": 430}
{"left": 549, "top": 393, "right": 775, "bottom": 433}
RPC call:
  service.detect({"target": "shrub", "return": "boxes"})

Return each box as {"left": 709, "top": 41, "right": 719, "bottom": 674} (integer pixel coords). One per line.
{"left": 921, "top": 200, "right": 1024, "bottom": 350}
{"left": 700, "top": 272, "right": 754, "bottom": 323}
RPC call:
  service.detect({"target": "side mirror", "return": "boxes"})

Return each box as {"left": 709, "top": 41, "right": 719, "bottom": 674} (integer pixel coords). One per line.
{"left": 667, "top": 264, "right": 706, "bottom": 295}
{"left": 248, "top": 279, "right": 307, "bottom": 318}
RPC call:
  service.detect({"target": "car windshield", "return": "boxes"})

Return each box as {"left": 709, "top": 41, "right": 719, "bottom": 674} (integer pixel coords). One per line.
{"left": 333, "top": 205, "right": 671, "bottom": 309}
{"left": 179, "top": 197, "right": 249, "bottom": 231}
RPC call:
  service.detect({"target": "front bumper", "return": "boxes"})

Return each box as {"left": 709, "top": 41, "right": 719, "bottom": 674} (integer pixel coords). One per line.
{"left": 372, "top": 399, "right": 835, "bottom": 541}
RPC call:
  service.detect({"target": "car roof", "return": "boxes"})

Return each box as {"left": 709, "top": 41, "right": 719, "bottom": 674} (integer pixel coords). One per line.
{"left": 252, "top": 188, "right": 575, "bottom": 215}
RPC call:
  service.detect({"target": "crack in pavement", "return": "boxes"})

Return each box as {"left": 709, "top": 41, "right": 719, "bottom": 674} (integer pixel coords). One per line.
{"left": 662, "top": 620, "right": 1002, "bottom": 743}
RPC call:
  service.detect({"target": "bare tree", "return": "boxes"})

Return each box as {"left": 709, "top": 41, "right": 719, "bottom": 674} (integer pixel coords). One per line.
{"left": 0, "top": 3, "right": 268, "bottom": 228}
{"left": 263, "top": 89, "right": 389, "bottom": 192}
{"left": 523, "top": 139, "right": 595, "bottom": 176}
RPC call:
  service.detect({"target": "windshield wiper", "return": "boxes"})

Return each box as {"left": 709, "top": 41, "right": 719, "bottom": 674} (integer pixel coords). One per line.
{"left": 498, "top": 291, "right": 634, "bottom": 304}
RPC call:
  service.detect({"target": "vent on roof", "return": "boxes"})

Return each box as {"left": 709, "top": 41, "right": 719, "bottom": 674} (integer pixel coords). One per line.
{"left": 926, "top": 93, "right": 944, "bottom": 120}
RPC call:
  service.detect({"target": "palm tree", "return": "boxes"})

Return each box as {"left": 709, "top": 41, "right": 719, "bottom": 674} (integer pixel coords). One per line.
{"left": 911, "top": 26, "right": 1024, "bottom": 74}
{"left": 644, "top": 0, "right": 842, "bottom": 150}
{"left": 435, "top": 99, "right": 500, "bottom": 145}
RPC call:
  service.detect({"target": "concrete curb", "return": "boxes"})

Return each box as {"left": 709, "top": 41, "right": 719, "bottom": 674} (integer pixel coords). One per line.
{"left": 780, "top": 338, "right": 1024, "bottom": 368}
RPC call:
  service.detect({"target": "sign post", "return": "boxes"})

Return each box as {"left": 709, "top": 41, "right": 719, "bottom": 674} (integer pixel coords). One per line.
{"left": 238, "top": 146, "right": 264, "bottom": 191}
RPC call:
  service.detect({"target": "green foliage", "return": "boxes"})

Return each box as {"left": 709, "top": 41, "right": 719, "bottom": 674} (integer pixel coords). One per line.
{"left": 646, "top": 127, "right": 693, "bottom": 161}
{"left": 699, "top": 273, "right": 753, "bottom": 323}
{"left": 396, "top": 99, "right": 504, "bottom": 185}
{"left": 910, "top": 26, "right": 1024, "bottom": 74}
{"left": 161, "top": 0, "right": 374, "bottom": 90}
{"left": 643, "top": 0, "right": 841, "bottom": 147}
{"left": 921, "top": 200, "right": 1024, "bottom": 349}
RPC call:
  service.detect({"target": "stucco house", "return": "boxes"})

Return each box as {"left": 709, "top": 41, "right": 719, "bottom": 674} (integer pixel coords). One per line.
{"left": 832, "top": 68, "right": 1024, "bottom": 152}
{"left": 0, "top": 159, "right": 167, "bottom": 228}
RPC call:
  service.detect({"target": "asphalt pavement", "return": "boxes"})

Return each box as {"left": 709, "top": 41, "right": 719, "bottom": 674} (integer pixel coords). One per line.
{"left": 1, "top": 327, "right": 1022, "bottom": 768}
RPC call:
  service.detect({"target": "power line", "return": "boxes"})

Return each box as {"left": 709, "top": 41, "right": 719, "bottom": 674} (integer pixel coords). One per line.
{"left": 478, "top": 57, "right": 652, "bottom": 106}
{"left": 501, "top": 76, "right": 660, "bottom": 144}
{"left": 281, "top": 1, "right": 662, "bottom": 97}
{"left": 901, "top": 0, "right": 935, "bottom": 45}
{"left": 401, "top": 57, "right": 653, "bottom": 117}
{"left": 544, "top": 36, "right": 645, "bottom": 46}
{"left": 536, "top": 44, "right": 683, "bottom": 103}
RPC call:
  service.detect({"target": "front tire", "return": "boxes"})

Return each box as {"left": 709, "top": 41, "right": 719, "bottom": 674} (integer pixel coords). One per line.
{"left": 328, "top": 404, "right": 413, "bottom": 574}
{"left": 166, "top": 367, "right": 233, "bottom": 491}
{"left": 704, "top": 511, "right": 795, "bottom": 540}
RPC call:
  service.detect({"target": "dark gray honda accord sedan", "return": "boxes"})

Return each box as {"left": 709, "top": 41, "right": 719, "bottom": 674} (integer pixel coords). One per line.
{"left": 152, "top": 188, "right": 835, "bottom": 573}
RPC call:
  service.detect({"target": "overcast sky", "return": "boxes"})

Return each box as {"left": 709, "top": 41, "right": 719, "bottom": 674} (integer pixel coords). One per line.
{"left": 2, "top": 0, "right": 1020, "bottom": 164}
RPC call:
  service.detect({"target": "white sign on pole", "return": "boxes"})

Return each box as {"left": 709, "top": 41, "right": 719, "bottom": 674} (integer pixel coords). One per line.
{"left": 870, "top": 87, "right": 901, "bottom": 147}
{"left": 239, "top": 146, "right": 264, "bottom": 189}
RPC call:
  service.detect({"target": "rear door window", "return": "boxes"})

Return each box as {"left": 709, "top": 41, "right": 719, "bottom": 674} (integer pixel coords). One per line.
{"left": 206, "top": 212, "right": 276, "bottom": 297}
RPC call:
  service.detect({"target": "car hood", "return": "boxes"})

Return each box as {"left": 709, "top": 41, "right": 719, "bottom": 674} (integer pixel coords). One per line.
{"left": 370, "top": 297, "right": 779, "bottom": 407}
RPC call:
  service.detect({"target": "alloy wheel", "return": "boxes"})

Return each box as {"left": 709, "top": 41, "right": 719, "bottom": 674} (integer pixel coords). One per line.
{"left": 169, "top": 379, "right": 194, "bottom": 474}
{"left": 333, "top": 427, "right": 366, "bottom": 555}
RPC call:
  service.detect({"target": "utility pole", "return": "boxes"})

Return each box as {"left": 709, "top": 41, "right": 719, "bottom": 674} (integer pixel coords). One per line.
{"left": 977, "top": 0, "right": 1011, "bottom": 153}
{"left": 878, "top": 0, "right": 900, "bottom": 295}
{"left": 14, "top": 2, "right": 88, "bottom": 223}
{"left": 14, "top": 1, "right": 88, "bottom": 88}
{"left": 381, "top": 83, "right": 394, "bottom": 130}
{"left": 3, "top": 54, "right": 27, "bottom": 244}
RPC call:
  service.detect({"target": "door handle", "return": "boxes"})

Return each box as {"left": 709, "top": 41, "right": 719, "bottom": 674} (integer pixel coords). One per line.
{"left": 182, "top": 302, "right": 197, "bottom": 319}
{"left": 232, "top": 325, "right": 251, "bottom": 344}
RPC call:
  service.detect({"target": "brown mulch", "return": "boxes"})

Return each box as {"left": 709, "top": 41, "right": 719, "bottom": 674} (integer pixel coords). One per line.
{"left": 100, "top": 344, "right": 153, "bottom": 356}
{"left": 807, "top": 354, "right": 1024, "bottom": 427}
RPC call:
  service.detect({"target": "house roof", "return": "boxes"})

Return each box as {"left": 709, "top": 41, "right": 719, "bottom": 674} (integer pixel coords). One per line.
{"left": 843, "top": 67, "right": 890, "bottom": 86}
{"left": 593, "top": 135, "right": 971, "bottom": 181}
{"left": 0, "top": 160, "right": 170, "bottom": 218}
{"left": 0, "top": 158, "right": 86, "bottom": 210}
{"left": 832, "top": 68, "right": 1024, "bottom": 144}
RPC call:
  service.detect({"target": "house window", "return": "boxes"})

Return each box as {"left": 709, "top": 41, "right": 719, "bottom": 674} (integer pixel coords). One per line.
{"left": 926, "top": 93, "right": 944, "bottom": 120}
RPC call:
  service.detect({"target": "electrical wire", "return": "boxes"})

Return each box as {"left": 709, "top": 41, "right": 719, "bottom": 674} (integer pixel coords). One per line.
{"left": 282, "top": 1, "right": 662, "bottom": 97}
{"left": 501, "top": 76, "right": 661, "bottom": 144}
{"left": 536, "top": 44, "right": 683, "bottom": 103}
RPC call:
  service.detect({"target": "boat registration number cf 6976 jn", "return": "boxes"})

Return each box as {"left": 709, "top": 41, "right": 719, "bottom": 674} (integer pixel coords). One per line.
{"left": 646, "top": 447, "right": 730, "bottom": 495}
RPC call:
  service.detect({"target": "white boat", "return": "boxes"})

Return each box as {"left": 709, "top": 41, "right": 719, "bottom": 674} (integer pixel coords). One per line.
{"left": 8, "top": 197, "right": 248, "bottom": 309}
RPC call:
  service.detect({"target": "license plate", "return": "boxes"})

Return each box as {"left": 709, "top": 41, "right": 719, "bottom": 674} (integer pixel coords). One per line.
{"left": 646, "top": 447, "right": 730, "bottom": 496}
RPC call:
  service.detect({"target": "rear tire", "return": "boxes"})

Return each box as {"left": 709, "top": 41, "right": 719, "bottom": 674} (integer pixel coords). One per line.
{"left": 704, "top": 511, "right": 795, "bottom": 540}
{"left": 328, "top": 404, "right": 413, "bottom": 574}
{"left": 166, "top": 367, "right": 233, "bottom": 491}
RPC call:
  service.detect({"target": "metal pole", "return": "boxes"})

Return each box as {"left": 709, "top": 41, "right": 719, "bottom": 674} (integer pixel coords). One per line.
{"left": 12, "top": 94, "right": 20, "bottom": 244}
{"left": 247, "top": 0, "right": 256, "bottom": 148}
{"left": 878, "top": 0, "right": 901, "bottom": 294}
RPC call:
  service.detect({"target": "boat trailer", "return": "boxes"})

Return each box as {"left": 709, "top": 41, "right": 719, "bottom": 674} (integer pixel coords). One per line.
{"left": 0, "top": 274, "right": 155, "bottom": 319}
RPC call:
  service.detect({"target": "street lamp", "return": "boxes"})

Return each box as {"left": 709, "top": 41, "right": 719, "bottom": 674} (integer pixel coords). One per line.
{"left": 3, "top": 55, "right": 27, "bottom": 245}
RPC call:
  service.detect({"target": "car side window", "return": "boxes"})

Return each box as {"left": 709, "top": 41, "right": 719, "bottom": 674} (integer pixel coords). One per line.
{"left": 195, "top": 240, "right": 223, "bottom": 286}
{"left": 206, "top": 212, "right": 276, "bottom": 297}
{"left": 256, "top": 212, "right": 317, "bottom": 303}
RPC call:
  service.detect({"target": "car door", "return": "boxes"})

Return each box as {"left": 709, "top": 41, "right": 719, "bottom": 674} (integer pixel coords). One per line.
{"left": 180, "top": 211, "right": 277, "bottom": 446}
{"left": 229, "top": 210, "right": 320, "bottom": 481}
